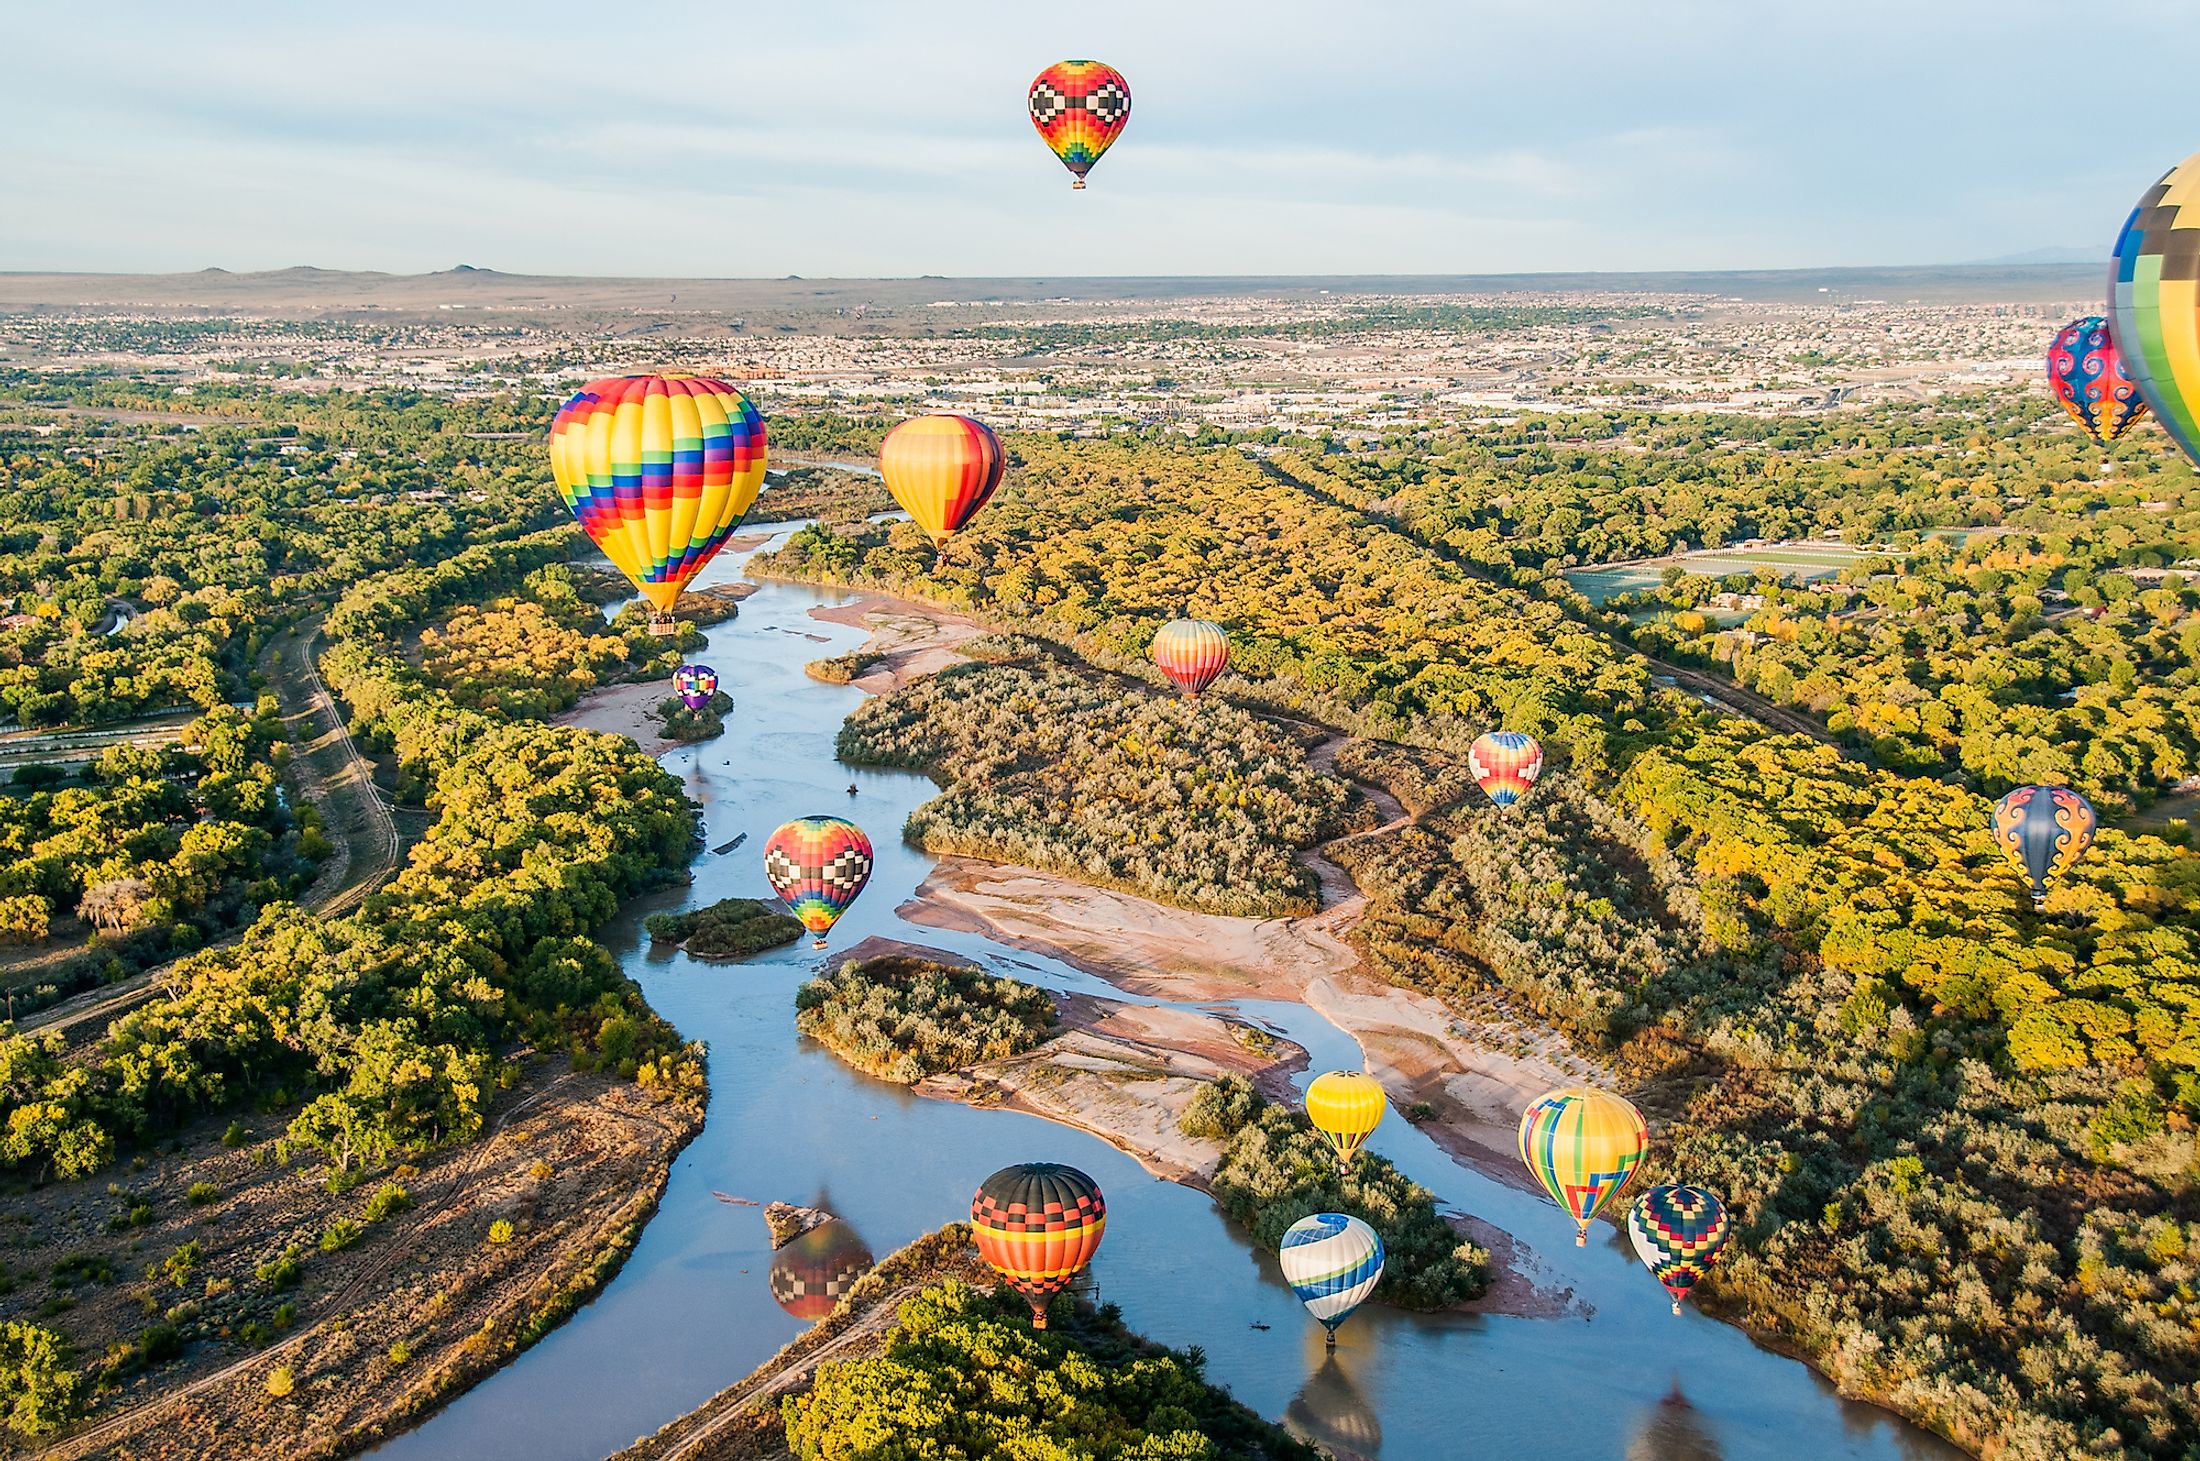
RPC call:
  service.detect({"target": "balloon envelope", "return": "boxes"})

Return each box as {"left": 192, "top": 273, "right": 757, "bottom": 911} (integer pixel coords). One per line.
{"left": 2048, "top": 317, "right": 2148, "bottom": 447}
{"left": 1279, "top": 1213, "right": 1384, "bottom": 1335}
{"left": 1469, "top": 730, "right": 1544, "bottom": 809}
{"left": 673, "top": 663, "right": 718, "bottom": 711}
{"left": 1518, "top": 1088, "right": 1648, "bottom": 1244}
{"left": 970, "top": 1162, "right": 1106, "bottom": 1328}
{"left": 1990, "top": 785, "right": 2096, "bottom": 905}
{"left": 1305, "top": 1071, "right": 1387, "bottom": 1170}
{"left": 878, "top": 414, "right": 1004, "bottom": 545}
{"left": 2111, "top": 151, "right": 2200, "bottom": 468}
{"left": 763, "top": 816, "right": 874, "bottom": 943}
{"left": 1151, "top": 619, "right": 1229, "bottom": 695}
{"left": 549, "top": 375, "right": 766, "bottom": 612}
{"left": 1029, "top": 61, "right": 1131, "bottom": 187}
{"left": 1628, "top": 1185, "right": 1731, "bottom": 1315}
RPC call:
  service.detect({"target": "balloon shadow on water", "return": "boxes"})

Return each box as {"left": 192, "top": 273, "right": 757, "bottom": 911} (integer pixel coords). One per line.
{"left": 767, "top": 1218, "right": 876, "bottom": 1323}
{"left": 1628, "top": 1378, "right": 1724, "bottom": 1461}
{"left": 1284, "top": 1340, "right": 1382, "bottom": 1460}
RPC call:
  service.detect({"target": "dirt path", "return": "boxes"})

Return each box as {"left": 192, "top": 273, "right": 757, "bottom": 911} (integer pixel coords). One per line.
{"left": 1297, "top": 735, "right": 1412, "bottom": 932}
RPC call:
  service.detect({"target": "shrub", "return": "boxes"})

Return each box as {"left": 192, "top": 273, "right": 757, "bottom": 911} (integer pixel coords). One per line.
{"left": 487, "top": 1220, "right": 514, "bottom": 1245}
{"left": 185, "top": 1181, "right": 219, "bottom": 1205}
{"left": 254, "top": 1247, "right": 302, "bottom": 1290}
{"left": 1180, "top": 1075, "right": 1263, "bottom": 1140}
{"left": 648, "top": 898, "right": 805, "bottom": 959}
{"left": 362, "top": 1183, "right": 413, "bottom": 1223}
{"left": 160, "top": 1241, "right": 202, "bottom": 1288}
{"left": 0, "top": 1322, "right": 84, "bottom": 1437}
{"left": 318, "top": 1218, "right": 362, "bottom": 1253}
{"left": 221, "top": 1121, "right": 249, "bottom": 1148}
{"left": 387, "top": 1340, "right": 412, "bottom": 1366}
{"left": 795, "top": 956, "right": 1056, "bottom": 1084}
{"left": 264, "top": 1365, "right": 295, "bottom": 1399}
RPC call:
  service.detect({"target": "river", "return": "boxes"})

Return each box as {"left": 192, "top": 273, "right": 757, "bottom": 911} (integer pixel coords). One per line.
{"left": 370, "top": 528, "right": 1964, "bottom": 1461}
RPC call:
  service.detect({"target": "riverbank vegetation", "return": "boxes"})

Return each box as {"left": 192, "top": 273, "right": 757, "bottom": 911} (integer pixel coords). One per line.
{"left": 837, "top": 643, "right": 1354, "bottom": 916}
{"left": 646, "top": 898, "right": 802, "bottom": 959}
{"left": 1192, "top": 1077, "right": 1488, "bottom": 1311}
{"left": 794, "top": 954, "right": 1055, "bottom": 1083}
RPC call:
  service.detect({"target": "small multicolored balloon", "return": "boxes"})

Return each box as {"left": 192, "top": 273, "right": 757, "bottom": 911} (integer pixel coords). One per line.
{"left": 1519, "top": 1088, "right": 1648, "bottom": 1246}
{"left": 2047, "top": 317, "right": 2149, "bottom": 448}
{"left": 2110, "top": 150, "right": 2200, "bottom": 469}
{"left": 1469, "top": 730, "right": 1544, "bottom": 810}
{"left": 1151, "top": 619, "right": 1229, "bottom": 695}
{"left": 878, "top": 414, "right": 1004, "bottom": 546}
{"left": 1990, "top": 785, "right": 2096, "bottom": 907}
{"left": 1279, "top": 1213, "right": 1384, "bottom": 1349}
{"left": 1305, "top": 1071, "right": 1386, "bottom": 1173}
{"left": 971, "top": 1162, "right": 1106, "bottom": 1329}
{"left": 673, "top": 663, "right": 718, "bottom": 710}
{"left": 1628, "top": 1185, "right": 1731, "bottom": 1316}
{"left": 1028, "top": 60, "right": 1131, "bottom": 189}
{"left": 548, "top": 375, "right": 766, "bottom": 617}
{"left": 763, "top": 816, "right": 874, "bottom": 947}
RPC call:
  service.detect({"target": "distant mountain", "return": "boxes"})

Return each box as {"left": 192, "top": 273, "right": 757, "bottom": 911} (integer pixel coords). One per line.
{"left": 1966, "top": 246, "right": 2104, "bottom": 266}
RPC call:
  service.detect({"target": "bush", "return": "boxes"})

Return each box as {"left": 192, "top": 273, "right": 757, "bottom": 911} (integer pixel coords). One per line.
{"left": 647, "top": 898, "right": 804, "bottom": 959}
{"left": 805, "top": 653, "right": 862, "bottom": 685}
{"left": 1180, "top": 1075, "right": 1263, "bottom": 1140}
{"left": 160, "top": 1240, "right": 202, "bottom": 1288}
{"left": 795, "top": 956, "right": 1056, "bottom": 1084}
{"left": 487, "top": 1219, "right": 514, "bottom": 1245}
{"left": 318, "top": 1218, "right": 362, "bottom": 1253}
{"left": 362, "top": 1182, "right": 413, "bottom": 1223}
{"left": 185, "top": 1180, "right": 219, "bottom": 1205}
{"left": 264, "top": 1365, "right": 295, "bottom": 1399}
{"left": 0, "top": 1322, "right": 84, "bottom": 1438}
{"left": 254, "top": 1247, "right": 302, "bottom": 1290}
{"left": 387, "top": 1340, "right": 412, "bottom": 1366}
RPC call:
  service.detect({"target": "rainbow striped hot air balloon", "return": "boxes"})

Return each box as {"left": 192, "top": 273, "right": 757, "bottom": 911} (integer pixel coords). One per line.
{"left": 1028, "top": 61, "right": 1131, "bottom": 189}
{"left": 1628, "top": 1185, "right": 1731, "bottom": 1316}
{"left": 1519, "top": 1088, "right": 1649, "bottom": 1246}
{"left": 878, "top": 414, "right": 1004, "bottom": 547}
{"left": 1151, "top": 619, "right": 1229, "bottom": 696}
{"left": 548, "top": 376, "right": 766, "bottom": 627}
{"left": 1469, "top": 730, "right": 1544, "bottom": 810}
{"left": 1305, "top": 1071, "right": 1387, "bottom": 1173}
{"left": 1279, "top": 1213, "right": 1384, "bottom": 1351}
{"left": 2111, "top": 151, "right": 2200, "bottom": 470}
{"left": 2048, "top": 317, "right": 2149, "bottom": 448}
{"left": 763, "top": 816, "right": 874, "bottom": 948}
{"left": 1990, "top": 785, "right": 2096, "bottom": 908}
{"left": 971, "top": 1163, "right": 1106, "bottom": 1329}
{"left": 672, "top": 663, "right": 718, "bottom": 711}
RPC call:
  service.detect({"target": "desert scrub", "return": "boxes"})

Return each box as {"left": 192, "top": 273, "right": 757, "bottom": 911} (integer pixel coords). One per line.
{"left": 645, "top": 897, "right": 804, "bottom": 959}
{"left": 805, "top": 652, "right": 863, "bottom": 684}
{"left": 795, "top": 955, "right": 1055, "bottom": 1084}
{"left": 362, "top": 1182, "right": 413, "bottom": 1222}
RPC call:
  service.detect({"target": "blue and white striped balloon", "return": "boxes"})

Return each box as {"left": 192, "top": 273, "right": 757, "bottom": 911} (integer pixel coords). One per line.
{"left": 1279, "top": 1213, "right": 1384, "bottom": 1337}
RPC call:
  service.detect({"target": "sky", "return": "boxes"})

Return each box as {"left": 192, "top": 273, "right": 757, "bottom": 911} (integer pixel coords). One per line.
{"left": 6, "top": 0, "right": 2200, "bottom": 279}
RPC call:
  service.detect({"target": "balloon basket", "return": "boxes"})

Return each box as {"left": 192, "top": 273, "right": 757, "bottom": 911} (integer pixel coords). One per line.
{"left": 1071, "top": 179, "right": 1086, "bottom": 190}
{"left": 648, "top": 611, "right": 676, "bottom": 638}
{"left": 812, "top": 937, "right": 829, "bottom": 951}
{"left": 1575, "top": 1231, "right": 1587, "bottom": 1248}
{"left": 1324, "top": 1329, "right": 1337, "bottom": 1352}
{"left": 1671, "top": 1300, "right": 1684, "bottom": 1317}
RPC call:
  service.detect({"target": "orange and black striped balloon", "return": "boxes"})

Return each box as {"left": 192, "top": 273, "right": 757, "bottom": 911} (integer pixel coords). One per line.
{"left": 970, "top": 1162, "right": 1105, "bottom": 1329}
{"left": 878, "top": 414, "right": 1004, "bottom": 546}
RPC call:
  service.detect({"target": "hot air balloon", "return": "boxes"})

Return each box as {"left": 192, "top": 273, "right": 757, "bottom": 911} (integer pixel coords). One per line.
{"left": 970, "top": 1162, "right": 1106, "bottom": 1329}
{"left": 878, "top": 414, "right": 1004, "bottom": 547}
{"left": 1278, "top": 1213, "right": 1384, "bottom": 1351}
{"left": 1151, "top": 619, "right": 1229, "bottom": 696}
{"left": 1990, "top": 785, "right": 2096, "bottom": 907}
{"left": 1305, "top": 1071, "right": 1386, "bottom": 1173}
{"left": 1627, "top": 1185, "right": 1731, "bottom": 1316}
{"left": 673, "top": 663, "right": 718, "bottom": 711}
{"left": 1518, "top": 1088, "right": 1648, "bottom": 1246}
{"left": 2111, "top": 151, "right": 2200, "bottom": 469}
{"left": 768, "top": 1219, "right": 875, "bottom": 1322}
{"left": 763, "top": 816, "right": 874, "bottom": 948}
{"left": 548, "top": 375, "right": 767, "bottom": 631}
{"left": 2048, "top": 317, "right": 2149, "bottom": 448}
{"left": 1469, "top": 730, "right": 1544, "bottom": 810}
{"left": 1028, "top": 61, "right": 1131, "bottom": 189}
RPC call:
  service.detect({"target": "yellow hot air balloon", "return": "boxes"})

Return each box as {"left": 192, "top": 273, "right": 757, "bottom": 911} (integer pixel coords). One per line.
{"left": 878, "top": 414, "right": 1004, "bottom": 547}
{"left": 1518, "top": 1087, "right": 1648, "bottom": 1246}
{"left": 1305, "top": 1071, "right": 1386, "bottom": 1172}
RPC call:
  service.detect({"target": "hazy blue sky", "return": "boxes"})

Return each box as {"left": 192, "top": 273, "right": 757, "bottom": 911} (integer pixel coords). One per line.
{"left": 7, "top": 0, "right": 2198, "bottom": 277}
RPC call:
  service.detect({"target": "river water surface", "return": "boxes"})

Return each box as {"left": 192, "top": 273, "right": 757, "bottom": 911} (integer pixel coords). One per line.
{"left": 371, "top": 531, "right": 1963, "bottom": 1461}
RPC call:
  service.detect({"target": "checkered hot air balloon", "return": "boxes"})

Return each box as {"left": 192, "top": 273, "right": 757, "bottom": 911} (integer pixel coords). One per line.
{"left": 971, "top": 1163, "right": 1106, "bottom": 1329}
{"left": 1519, "top": 1087, "right": 1648, "bottom": 1246}
{"left": 1628, "top": 1185, "right": 1731, "bottom": 1316}
{"left": 1279, "top": 1213, "right": 1384, "bottom": 1350}
{"left": 2111, "top": 150, "right": 2200, "bottom": 470}
{"left": 768, "top": 1219, "right": 875, "bottom": 1322}
{"left": 1028, "top": 61, "right": 1131, "bottom": 189}
{"left": 2047, "top": 317, "right": 2149, "bottom": 448}
{"left": 1990, "top": 785, "right": 2096, "bottom": 908}
{"left": 1305, "top": 1070, "right": 1386, "bottom": 1173}
{"left": 548, "top": 376, "right": 766, "bottom": 624}
{"left": 878, "top": 414, "right": 1004, "bottom": 547}
{"left": 1469, "top": 730, "right": 1544, "bottom": 810}
{"left": 672, "top": 663, "right": 718, "bottom": 711}
{"left": 1150, "top": 619, "right": 1229, "bottom": 696}
{"left": 763, "top": 816, "right": 874, "bottom": 948}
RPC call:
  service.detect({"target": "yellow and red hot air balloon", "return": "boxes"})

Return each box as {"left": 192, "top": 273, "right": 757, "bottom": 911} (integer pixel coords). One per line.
{"left": 1518, "top": 1087, "right": 1648, "bottom": 1246}
{"left": 1469, "top": 730, "right": 1544, "bottom": 810}
{"left": 878, "top": 414, "right": 1004, "bottom": 548}
{"left": 549, "top": 375, "right": 767, "bottom": 630}
{"left": 1151, "top": 619, "right": 1229, "bottom": 696}
{"left": 1028, "top": 61, "right": 1131, "bottom": 189}
{"left": 971, "top": 1162, "right": 1106, "bottom": 1329}
{"left": 2047, "top": 317, "right": 2148, "bottom": 449}
{"left": 1305, "top": 1071, "right": 1387, "bottom": 1173}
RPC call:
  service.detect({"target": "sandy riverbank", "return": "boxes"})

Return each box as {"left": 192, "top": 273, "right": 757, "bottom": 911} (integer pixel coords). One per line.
{"left": 554, "top": 679, "right": 689, "bottom": 756}
{"left": 808, "top": 592, "right": 986, "bottom": 692}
